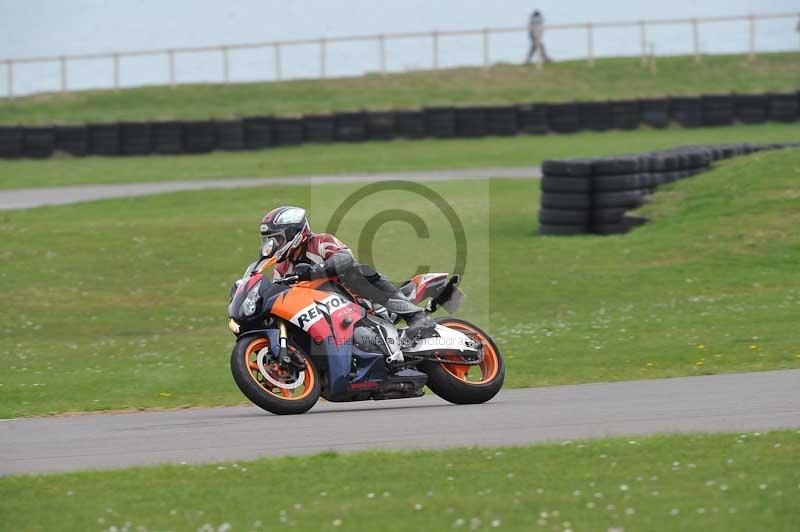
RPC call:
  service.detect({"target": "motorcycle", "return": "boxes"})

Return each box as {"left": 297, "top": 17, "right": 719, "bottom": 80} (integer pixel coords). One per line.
{"left": 227, "top": 241, "right": 505, "bottom": 415}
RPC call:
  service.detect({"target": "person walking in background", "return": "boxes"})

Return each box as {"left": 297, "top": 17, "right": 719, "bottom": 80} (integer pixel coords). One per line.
{"left": 525, "top": 9, "right": 551, "bottom": 64}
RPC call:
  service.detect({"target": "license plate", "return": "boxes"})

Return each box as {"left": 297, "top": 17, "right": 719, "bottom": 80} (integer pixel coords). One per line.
{"left": 441, "top": 286, "right": 467, "bottom": 314}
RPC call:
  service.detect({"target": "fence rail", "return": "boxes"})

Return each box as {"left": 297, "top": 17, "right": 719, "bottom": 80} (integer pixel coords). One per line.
{"left": 2, "top": 11, "right": 799, "bottom": 98}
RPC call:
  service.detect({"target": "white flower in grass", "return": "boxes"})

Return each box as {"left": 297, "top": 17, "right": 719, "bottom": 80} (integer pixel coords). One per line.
{"left": 625, "top": 507, "right": 635, "bottom": 515}
{"left": 469, "top": 517, "right": 481, "bottom": 529}
{"left": 217, "top": 524, "right": 231, "bottom": 532}
{"left": 319, "top": 491, "right": 327, "bottom": 497}
{"left": 383, "top": 491, "right": 391, "bottom": 497}
{"left": 606, "top": 504, "right": 616, "bottom": 511}
{"left": 332, "top": 518, "right": 342, "bottom": 527}
{"left": 670, "top": 508, "right": 680, "bottom": 516}
{"left": 697, "top": 508, "right": 706, "bottom": 514}
{"left": 759, "top": 484, "right": 768, "bottom": 490}
{"left": 414, "top": 503, "right": 424, "bottom": 511}
{"left": 586, "top": 502, "right": 596, "bottom": 509}
{"left": 619, "top": 484, "right": 629, "bottom": 492}
{"left": 294, "top": 503, "right": 302, "bottom": 510}
{"left": 491, "top": 519, "right": 502, "bottom": 528}
{"left": 453, "top": 518, "right": 465, "bottom": 527}
{"left": 774, "top": 443, "right": 781, "bottom": 448}
{"left": 539, "top": 512, "right": 548, "bottom": 519}
{"left": 720, "top": 484, "right": 729, "bottom": 491}
{"left": 367, "top": 492, "right": 375, "bottom": 499}
{"left": 573, "top": 490, "right": 582, "bottom": 496}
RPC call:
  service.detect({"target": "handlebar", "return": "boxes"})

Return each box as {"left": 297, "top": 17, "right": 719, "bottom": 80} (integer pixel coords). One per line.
{"left": 274, "top": 275, "right": 300, "bottom": 285}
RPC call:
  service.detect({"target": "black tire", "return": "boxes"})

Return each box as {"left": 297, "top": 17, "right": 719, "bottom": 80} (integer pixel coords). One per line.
{"left": 541, "top": 192, "right": 591, "bottom": 210}
{"left": 420, "top": 318, "right": 505, "bottom": 405}
{"left": 230, "top": 336, "right": 320, "bottom": 415}
{"left": 591, "top": 156, "right": 641, "bottom": 176}
{"left": 592, "top": 173, "right": 648, "bottom": 192}
{"left": 593, "top": 190, "right": 647, "bottom": 208}
{"left": 591, "top": 207, "right": 627, "bottom": 224}
{"left": 539, "top": 208, "right": 589, "bottom": 225}
{"left": 540, "top": 176, "right": 591, "bottom": 193}
{"left": 539, "top": 223, "right": 588, "bottom": 236}
{"left": 541, "top": 158, "right": 593, "bottom": 177}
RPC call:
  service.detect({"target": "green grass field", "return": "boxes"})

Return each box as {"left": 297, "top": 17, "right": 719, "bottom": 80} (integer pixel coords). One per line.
{"left": 1, "top": 53, "right": 798, "bottom": 125}
{"left": 1, "top": 430, "right": 798, "bottom": 531}
{"left": 0, "top": 123, "right": 799, "bottom": 189}
{"left": 1, "top": 148, "right": 798, "bottom": 418}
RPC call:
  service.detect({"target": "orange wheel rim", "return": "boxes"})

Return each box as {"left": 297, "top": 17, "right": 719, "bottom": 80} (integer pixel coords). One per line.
{"left": 244, "top": 338, "right": 315, "bottom": 401}
{"left": 438, "top": 322, "right": 499, "bottom": 385}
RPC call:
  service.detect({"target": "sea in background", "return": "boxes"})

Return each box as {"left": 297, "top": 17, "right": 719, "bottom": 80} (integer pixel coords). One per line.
{"left": 1, "top": 0, "right": 798, "bottom": 96}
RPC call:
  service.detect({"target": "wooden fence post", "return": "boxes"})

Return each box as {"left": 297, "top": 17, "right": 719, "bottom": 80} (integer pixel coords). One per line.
{"left": 113, "top": 53, "right": 120, "bottom": 91}
{"left": 432, "top": 31, "right": 439, "bottom": 70}
{"left": 319, "top": 38, "right": 326, "bottom": 78}
{"left": 60, "top": 56, "right": 68, "bottom": 93}
{"left": 168, "top": 50, "right": 176, "bottom": 88}
{"left": 483, "top": 27, "right": 490, "bottom": 69}
{"left": 639, "top": 21, "right": 647, "bottom": 65}
{"left": 379, "top": 35, "right": 387, "bottom": 75}
{"left": 222, "top": 46, "right": 230, "bottom": 84}
{"left": 6, "top": 60, "right": 12, "bottom": 98}
{"left": 274, "top": 43, "right": 282, "bottom": 80}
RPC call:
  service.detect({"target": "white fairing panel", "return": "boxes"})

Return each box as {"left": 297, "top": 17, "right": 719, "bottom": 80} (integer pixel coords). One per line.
{"left": 403, "top": 324, "right": 478, "bottom": 354}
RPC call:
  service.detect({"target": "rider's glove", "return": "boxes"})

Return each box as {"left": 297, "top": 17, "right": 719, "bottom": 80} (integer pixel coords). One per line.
{"left": 293, "top": 263, "right": 325, "bottom": 281}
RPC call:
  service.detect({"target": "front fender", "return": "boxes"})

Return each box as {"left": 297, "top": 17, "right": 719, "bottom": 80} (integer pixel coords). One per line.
{"left": 234, "top": 329, "right": 281, "bottom": 360}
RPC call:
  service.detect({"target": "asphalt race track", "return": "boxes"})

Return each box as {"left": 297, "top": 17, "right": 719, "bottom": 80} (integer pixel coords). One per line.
{"left": 2, "top": 370, "right": 798, "bottom": 476}
{"left": 0, "top": 167, "right": 540, "bottom": 210}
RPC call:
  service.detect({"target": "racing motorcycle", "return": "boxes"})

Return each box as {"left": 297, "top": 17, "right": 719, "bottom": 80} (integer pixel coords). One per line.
{"left": 227, "top": 241, "right": 505, "bottom": 415}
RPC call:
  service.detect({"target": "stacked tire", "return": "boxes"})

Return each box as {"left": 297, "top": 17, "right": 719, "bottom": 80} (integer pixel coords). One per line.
{"left": 23, "top": 127, "right": 55, "bottom": 158}
{"left": 243, "top": 116, "right": 273, "bottom": 150}
{"left": 639, "top": 98, "right": 670, "bottom": 129}
{"left": 485, "top": 106, "right": 518, "bottom": 136}
{"left": 151, "top": 121, "right": 183, "bottom": 154}
{"left": 54, "top": 125, "right": 89, "bottom": 157}
{"left": 215, "top": 119, "right": 245, "bottom": 151}
{"left": 735, "top": 94, "right": 767, "bottom": 124}
{"left": 273, "top": 118, "right": 304, "bottom": 146}
{"left": 394, "top": 111, "right": 427, "bottom": 139}
{"left": 119, "top": 122, "right": 152, "bottom": 156}
{"left": 425, "top": 107, "right": 456, "bottom": 138}
{"left": 767, "top": 92, "right": 798, "bottom": 123}
{"left": 610, "top": 100, "right": 640, "bottom": 130}
{"left": 516, "top": 103, "right": 549, "bottom": 135}
{"left": 183, "top": 121, "right": 216, "bottom": 154}
{"left": 547, "top": 103, "right": 580, "bottom": 134}
{"left": 539, "top": 159, "right": 593, "bottom": 236}
{"left": 701, "top": 94, "right": 735, "bottom": 126}
{"left": 578, "top": 101, "right": 613, "bottom": 132}
{"left": 88, "top": 123, "right": 120, "bottom": 156}
{"left": 366, "top": 111, "right": 396, "bottom": 141}
{"left": 0, "top": 126, "right": 23, "bottom": 159}
{"left": 670, "top": 97, "right": 703, "bottom": 128}
{"left": 455, "top": 107, "right": 487, "bottom": 138}
{"left": 303, "top": 115, "right": 335, "bottom": 143}
{"left": 334, "top": 112, "right": 367, "bottom": 142}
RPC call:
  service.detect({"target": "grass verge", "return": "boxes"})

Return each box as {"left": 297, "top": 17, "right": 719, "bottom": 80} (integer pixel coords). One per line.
{"left": 0, "top": 123, "right": 798, "bottom": 190}
{"left": 0, "top": 149, "right": 798, "bottom": 417}
{"left": 1, "top": 430, "right": 798, "bottom": 531}
{"left": 1, "top": 53, "right": 798, "bottom": 125}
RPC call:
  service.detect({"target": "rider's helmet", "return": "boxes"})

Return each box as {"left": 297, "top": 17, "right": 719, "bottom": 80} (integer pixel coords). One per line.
{"left": 259, "top": 206, "right": 311, "bottom": 263}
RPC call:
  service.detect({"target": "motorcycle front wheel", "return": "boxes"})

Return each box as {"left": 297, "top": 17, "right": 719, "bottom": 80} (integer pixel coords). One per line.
{"left": 420, "top": 318, "right": 505, "bottom": 405}
{"left": 231, "top": 336, "right": 320, "bottom": 415}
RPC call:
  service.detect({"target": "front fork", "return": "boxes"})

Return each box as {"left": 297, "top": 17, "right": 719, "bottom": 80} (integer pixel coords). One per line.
{"left": 278, "top": 319, "right": 292, "bottom": 368}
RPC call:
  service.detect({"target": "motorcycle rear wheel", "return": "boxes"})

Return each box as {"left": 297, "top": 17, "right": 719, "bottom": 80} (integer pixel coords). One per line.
{"left": 420, "top": 318, "right": 505, "bottom": 405}
{"left": 231, "top": 336, "right": 320, "bottom": 415}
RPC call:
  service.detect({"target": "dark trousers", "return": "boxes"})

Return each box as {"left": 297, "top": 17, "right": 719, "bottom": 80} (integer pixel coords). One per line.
{"left": 526, "top": 33, "right": 549, "bottom": 63}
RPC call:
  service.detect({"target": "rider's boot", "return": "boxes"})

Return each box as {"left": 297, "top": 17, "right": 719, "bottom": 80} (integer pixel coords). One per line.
{"left": 383, "top": 296, "right": 436, "bottom": 339}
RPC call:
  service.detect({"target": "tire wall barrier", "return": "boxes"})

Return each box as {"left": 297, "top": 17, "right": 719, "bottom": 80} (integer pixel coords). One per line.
{"left": 538, "top": 141, "right": 800, "bottom": 237}
{"left": 1, "top": 90, "right": 798, "bottom": 159}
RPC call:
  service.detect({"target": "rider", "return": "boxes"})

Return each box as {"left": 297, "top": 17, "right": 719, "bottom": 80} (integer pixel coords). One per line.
{"left": 258, "top": 205, "right": 435, "bottom": 339}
